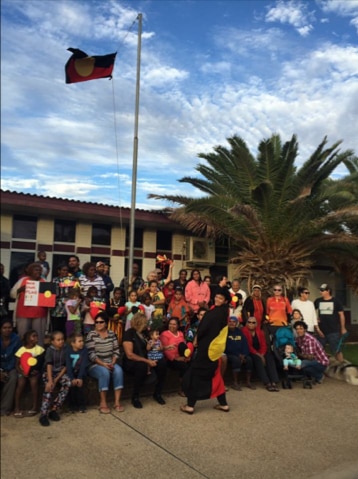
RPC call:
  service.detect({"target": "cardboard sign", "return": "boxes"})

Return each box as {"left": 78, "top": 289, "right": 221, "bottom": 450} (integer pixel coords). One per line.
{"left": 24, "top": 281, "right": 57, "bottom": 307}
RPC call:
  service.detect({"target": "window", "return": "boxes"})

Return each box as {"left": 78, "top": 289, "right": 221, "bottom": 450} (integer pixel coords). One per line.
{"left": 12, "top": 215, "right": 37, "bottom": 240}
{"left": 92, "top": 223, "right": 111, "bottom": 246}
{"left": 9, "top": 252, "right": 35, "bottom": 287}
{"left": 156, "top": 230, "right": 172, "bottom": 252}
{"left": 52, "top": 254, "right": 71, "bottom": 275}
{"left": 125, "top": 227, "right": 143, "bottom": 248}
{"left": 54, "top": 219, "right": 76, "bottom": 243}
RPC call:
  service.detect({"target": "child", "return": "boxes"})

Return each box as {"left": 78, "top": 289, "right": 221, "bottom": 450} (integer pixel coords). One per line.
{"left": 14, "top": 330, "right": 45, "bottom": 417}
{"left": 163, "top": 280, "right": 175, "bottom": 308}
{"left": 65, "top": 288, "right": 82, "bottom": 337}
{"left": 283, "top": 344, "right": 302, "bottom": 370}
{"left": 36, "top": 250, "right": 50, "bottom": 279}
{"left": 167, "top": 287, "right": 190, "bottom": 330}
{"left": 149, "top": 280, "right": 165, "bottom": 317}
{"left": 110, "top": 287, "right": 125, "bottom": 308}
{"left": 39, "top": 331, "right": 71, "bottom": 426}
{"left": 82, "top": 286, "right": 106, "bottom": 335}
{"left": 65, "top": 333, "right": 88, "bottom": 413}
{"left": 124, "top": 290, "right": 141, "bottom": 331}
{"left": 146, "top": 329, "right": 164, "bottom": 361}
{"left": 140, "top": 293, "right": 155, "bottom": 324}
{"left": 146, "top": 329, "right": 164, "bottom": 375}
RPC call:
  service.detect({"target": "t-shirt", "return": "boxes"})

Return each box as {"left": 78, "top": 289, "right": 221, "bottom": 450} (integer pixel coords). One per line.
{"left": 314, "top": 297, "right": 343, "bottom": 335}
{"left": 15, "top": 345, "right": 45, "bottom": 358}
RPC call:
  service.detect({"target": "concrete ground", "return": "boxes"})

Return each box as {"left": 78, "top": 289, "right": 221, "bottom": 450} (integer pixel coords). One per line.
{"left": 1, "top": 377, "right": 358, "bottom": 479}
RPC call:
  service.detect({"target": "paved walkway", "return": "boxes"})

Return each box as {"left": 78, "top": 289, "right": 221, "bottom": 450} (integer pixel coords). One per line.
{"left": 1, "top": 377, "right": 358, "bottom": 479}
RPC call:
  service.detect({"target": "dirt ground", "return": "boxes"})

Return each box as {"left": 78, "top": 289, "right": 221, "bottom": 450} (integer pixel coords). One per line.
{"left": 1, "top": 377, "right": 358, "bottom": 479}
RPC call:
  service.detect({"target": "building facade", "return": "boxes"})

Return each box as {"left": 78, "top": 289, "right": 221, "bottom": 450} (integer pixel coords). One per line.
{"left": 1, "top": 190, "right": 357, "bottom": 337}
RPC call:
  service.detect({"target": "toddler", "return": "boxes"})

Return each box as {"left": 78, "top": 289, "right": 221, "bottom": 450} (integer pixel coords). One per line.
{"left": 283, "top": 344, "right": 302, "bottom": 370}
{"left": 39, "top": 331, "right": 71, "bottom": 426}
{"left": 146, "top": 329, "right": 164, "bottom": 361}
{"left": 65, "top": 288, "right": 82, "bottom": 337}
{"left": 14, "top": 330, "right": 45, "bottom": 417}
{"left": 65, "top": 333, "right": 88, "bottom": 413}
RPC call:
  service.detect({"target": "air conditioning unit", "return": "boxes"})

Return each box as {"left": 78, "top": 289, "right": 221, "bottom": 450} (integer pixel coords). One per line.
{"left": 186, "top": 237, "right": 215, "bottom": 264}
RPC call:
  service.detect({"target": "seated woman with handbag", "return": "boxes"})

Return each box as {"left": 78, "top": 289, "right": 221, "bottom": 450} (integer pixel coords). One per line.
{"left": 122, "top": 312, "right": 167, "bottom": 409}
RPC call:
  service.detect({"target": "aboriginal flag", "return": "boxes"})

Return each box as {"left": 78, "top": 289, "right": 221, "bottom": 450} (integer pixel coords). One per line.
{"left": 38, "top": 282, "right": 57, "bottom": 307}
{"left": 65, "top": 48, "right": 117, "bottom": 84}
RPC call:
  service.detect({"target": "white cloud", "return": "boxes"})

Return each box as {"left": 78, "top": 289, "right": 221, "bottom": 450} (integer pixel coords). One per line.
{"left": 265, "top": 0, "right": 315, "bottom": 36}
{"left": 320, "top": 0, "right": 358, "bottom": 32}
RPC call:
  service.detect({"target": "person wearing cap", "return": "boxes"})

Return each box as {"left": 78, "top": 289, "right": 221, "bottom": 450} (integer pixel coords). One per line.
{"left": 180, "top": 287, "right": 230, "bottom": 414}
{"left": 96, "top": 261, "right": 114, "bottom": 305}
{"left": 293, "top": 321, "right": 329, "bottom": 383}
{"left": 224, "top": 316, "right": 255, "bottom": 390}
{"left": 314, "top": 284, "right": 347, "bottom": 362}
{"left": 291, "top": 287, "right": 318, "bottom": 334}
{"left": 242, "top": 285, "right": 265, "bottom": 328}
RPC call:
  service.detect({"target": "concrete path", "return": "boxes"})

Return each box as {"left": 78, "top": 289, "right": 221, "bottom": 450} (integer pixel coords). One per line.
{"left": 1, "top": 377, "right": 358, "bottom": 479}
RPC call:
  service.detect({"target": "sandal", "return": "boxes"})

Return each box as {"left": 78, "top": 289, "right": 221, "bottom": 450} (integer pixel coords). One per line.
{"left": 113, "top": 404, "right": 124, "bottom": 413}
{"left": 180, "top": 405, "right": 194, "bottom": 415}
{"left": 214, "top": 404, "right": 230, "bottom": 412}
{"left": 99, "top": 406, "right": 110, "bottom": 414}
{"left": 271, "top": 383, "right": 280, "bottom": 392}
{"left": 26, "top": 410, "right": 38, "bottom": 417}
{"left": 266, "top": 384, "right": 275, "bottom": 392}
{"left": 13, "top": 411, "right": 25, "bottom": 418}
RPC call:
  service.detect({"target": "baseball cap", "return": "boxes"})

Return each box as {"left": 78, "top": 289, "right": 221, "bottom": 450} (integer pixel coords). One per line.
{"left": 96, "top": 261, "right": 105, "bottom": 267}
{"left": 319, "top": 283, "right": 329, "bottom": 291}
{"left": 252, "top": 285, "right": 262, "bottom": 290}
{"left": 229, "top": 316, "right": 239, "bottom": 322}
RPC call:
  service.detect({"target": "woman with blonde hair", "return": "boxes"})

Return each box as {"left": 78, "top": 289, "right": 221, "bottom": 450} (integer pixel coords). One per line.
{"left": 123, "top": 312, "right": 167, "bottom": 409}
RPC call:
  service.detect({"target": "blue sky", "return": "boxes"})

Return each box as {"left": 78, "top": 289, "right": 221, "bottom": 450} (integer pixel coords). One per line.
{"left": 1, "top": 0, "right": 358, "bottom": 210}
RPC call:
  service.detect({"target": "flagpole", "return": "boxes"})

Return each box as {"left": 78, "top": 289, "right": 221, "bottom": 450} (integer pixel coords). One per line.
{"left": 127, "top": 13, "right": 142, "bottom": 289}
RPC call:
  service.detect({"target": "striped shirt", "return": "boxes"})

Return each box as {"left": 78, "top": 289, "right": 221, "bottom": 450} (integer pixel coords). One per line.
{"left": 79, "top": 274, "right": 106, "bottom": 296}
{"left": 85, "top": 330, "right": 120, "bottom": 369}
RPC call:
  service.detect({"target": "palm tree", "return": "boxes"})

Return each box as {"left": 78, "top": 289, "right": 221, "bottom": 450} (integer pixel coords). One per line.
{"left": 150, "top": 134, "right": 358, "bottom": 293}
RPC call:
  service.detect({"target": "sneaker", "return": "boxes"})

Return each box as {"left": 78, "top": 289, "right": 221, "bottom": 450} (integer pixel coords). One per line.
{"left": 48, "top": 410, "right": 61, "bottom": 421}
{"left": 39, "top": 415, "right": 50, "bottom": 427}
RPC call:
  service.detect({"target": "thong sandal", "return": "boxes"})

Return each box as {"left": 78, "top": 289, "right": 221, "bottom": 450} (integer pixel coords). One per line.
{"left": 113, "top": 404, "right": 124, "bottom": 413}
{"left": 26, "top": 410, "right": 38, "bottom": 417}
{"left": 180, "top": 405, "right": 194, "bottom": 415}
{"left": 14, "top": 411, "right": 25, "bottom": 418}
{"left": 214, "top": 404, "right": 230, "bottom": 412}
{"left": 99, "top": 406, "right": 111, "bottom": 414}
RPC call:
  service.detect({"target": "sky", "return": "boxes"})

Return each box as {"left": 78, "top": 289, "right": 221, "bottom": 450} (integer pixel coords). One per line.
{"left": 1, "top": 0, "right": 358, "bottom": 210}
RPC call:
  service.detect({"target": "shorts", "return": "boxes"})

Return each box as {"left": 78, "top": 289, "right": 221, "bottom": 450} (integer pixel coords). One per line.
{"left": 319, "top": 332, "right": 340, "bottom": 354}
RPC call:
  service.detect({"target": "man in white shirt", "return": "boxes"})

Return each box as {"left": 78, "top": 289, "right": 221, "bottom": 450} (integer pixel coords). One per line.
{"left": 291, "top": 287, "right": 318, "bottom": 333}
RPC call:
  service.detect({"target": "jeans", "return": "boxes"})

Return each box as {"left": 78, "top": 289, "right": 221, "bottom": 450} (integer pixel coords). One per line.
{"left": 89, "top": 364, "right": 124, "bottom": 392}
{"left": 300, "top": 360, "right": 326, "bottom": 381}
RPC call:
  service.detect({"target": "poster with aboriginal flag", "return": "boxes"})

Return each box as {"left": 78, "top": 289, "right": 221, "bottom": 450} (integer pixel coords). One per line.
{"left": 65, "top": 48, "right": 117, "bottom": 84}
{"left": 24, "top": 281, "right": 57, "bottom": 307}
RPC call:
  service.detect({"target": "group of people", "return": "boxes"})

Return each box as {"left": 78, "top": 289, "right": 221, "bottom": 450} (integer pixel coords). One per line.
{"left": 0, "top": 254, "right": 348, "bottom": 420}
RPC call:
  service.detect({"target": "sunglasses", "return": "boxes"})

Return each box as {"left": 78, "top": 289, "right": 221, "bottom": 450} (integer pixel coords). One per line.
{"left": 247, "top": 321, "right": 257, "bottom": 324}
{"left": 303, "top": 291, "right": 310, "bottom": 294}
{"left": 95, "top": 320, "right": 105, "bottom": 324}
{"left": 273, "top": 289, "right": 282, "bottom": 292}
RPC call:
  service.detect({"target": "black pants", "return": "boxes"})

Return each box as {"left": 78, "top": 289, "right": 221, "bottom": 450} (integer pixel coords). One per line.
{"left": 124, "top": 357, "right": 167, "bottom": 397}
{"left": 250, "top": 351, "right": 279, "bottom": 385}
{"left": 68, "top": 384, "right": 86, "bottom": 410}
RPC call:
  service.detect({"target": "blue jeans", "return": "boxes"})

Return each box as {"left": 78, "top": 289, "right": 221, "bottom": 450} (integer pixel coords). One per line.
{"left": 300, "top": 360, "right": 326, "bottom": 381}
{"left": 89, "top": 364, "right": 124, "bottom": 392}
